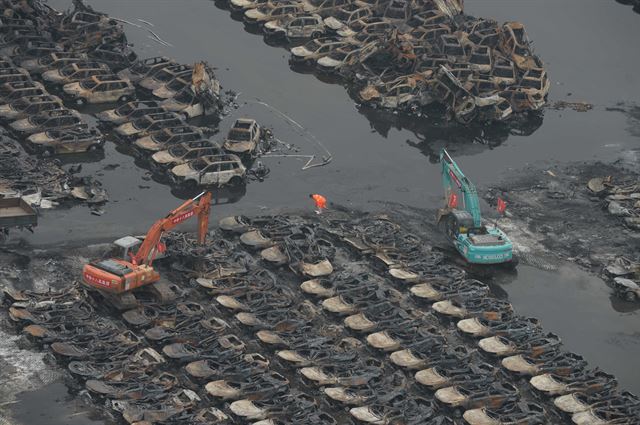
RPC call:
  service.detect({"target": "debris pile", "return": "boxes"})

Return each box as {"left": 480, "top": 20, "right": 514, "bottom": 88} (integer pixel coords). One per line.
{"left": 221, "top": 0, "right": 549, "bottom": 123}
{"left": 3, "top": 211, "right": 638, "bottom": 424}
{"left": 0, "top": 0, "right": 279, "bottom": 200}
{"left": 486, "top": 164, "right": 640, "bottom": 304}
{"left": 586, "top": 175, "right": 640, "bottom": 302}
{"left": 587, "top": 176, "right": 640, "bottom": 231}
{"left": 0, "top": 134, "right": 106, "bottom": 208}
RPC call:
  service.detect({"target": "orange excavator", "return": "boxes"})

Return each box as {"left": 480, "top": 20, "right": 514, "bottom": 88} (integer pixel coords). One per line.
{"left": 82, "top": 191, "right": 212, "bottom": 309}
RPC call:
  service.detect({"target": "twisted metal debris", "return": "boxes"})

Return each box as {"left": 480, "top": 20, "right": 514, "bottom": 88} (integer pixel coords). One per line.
{"left": 3, "top": 211, "right": 638, "bottom": 424}
{"left": 219, "top": 0, "right": 549, "bottom": 123}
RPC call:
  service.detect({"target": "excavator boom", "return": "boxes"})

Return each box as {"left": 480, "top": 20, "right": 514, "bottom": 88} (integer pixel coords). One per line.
{"left": 441, "top": 148, "right": 482, "bottom": 227}
{"left": 131, "top": 191, "right": 211, "bottom": 266}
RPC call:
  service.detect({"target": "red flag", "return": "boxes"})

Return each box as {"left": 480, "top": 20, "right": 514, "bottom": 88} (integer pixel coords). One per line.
{"left": 448, "top": 193, "right": 458, "bottom": 208}
{"left": 497, "top": 198, "right": 507, "bottom": 214}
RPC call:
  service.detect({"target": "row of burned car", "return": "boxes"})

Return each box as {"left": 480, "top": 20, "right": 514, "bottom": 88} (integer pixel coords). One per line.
{"left": 0, "top": 5, "right": 137, "bottom": 154}
{"left": 221, "top": 0, "right": 549, "bottom": 123}
{"left": 98, "top": 100, "right": 267, "bottom": 188}
{"left": 0, "top": 2, "right": 265, "bottom": 189}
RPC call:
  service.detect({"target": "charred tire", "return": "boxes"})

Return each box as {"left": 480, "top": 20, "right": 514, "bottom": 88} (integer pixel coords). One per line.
{"left": 229, "top": 176, "right": 244, "bottom": 187}
{"left": 42, "top": 147, "right": 56, "bottom": 157}
{"left": 311, "top": 31, "right": 321, "bottom": 39}
{"left": 183, "top": 179, "right": 198, "bottom": 190}
{"left": 624, "top": 291, "right": 637, "bottom": 302}
{"left": 75, "top": 97, "right": 87, "bottom": 106}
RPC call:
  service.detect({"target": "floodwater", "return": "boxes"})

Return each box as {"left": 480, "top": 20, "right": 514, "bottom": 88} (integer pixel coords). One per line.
{"left": 4, "top": 0, "right": 640, "bottom": 422}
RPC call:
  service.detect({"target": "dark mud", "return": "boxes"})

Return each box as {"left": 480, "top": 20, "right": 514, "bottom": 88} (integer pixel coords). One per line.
{"left": 485, "top": 161, "right": 640, "bottom": 270}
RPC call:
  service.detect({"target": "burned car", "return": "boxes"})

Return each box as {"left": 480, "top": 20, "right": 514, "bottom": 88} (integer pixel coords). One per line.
{"left": 222, "top": 118, "right": 263, "bottom": 156}
{"left": 26, "top": 128, "right": 103, "bottom": 155}
{"left": 63, "top": 74, "right": 135, "bottom": 105}
{"left": 0, "top": 94, "right": 63, "bottom": 121}
{"left": 171, "top": 154, "right": 246, "bottom": 188}
{"left": 1, "top": 40, "right": 63, "bottom": 60}
{"left": 0, "top": 81, "right": 46, "bottom": 102}
{"left": 264, "top": 14, "right": 325, "bottom": 40}
{"left": 244, "top": 4, "right": 305, "bottom": 26}
{"left": 42, "top": 61, "right": 112, "bottom": 85}
{"left": 151, "top": 141, "right": 221, "bottom": 167}
{"left": 10, "top": 108, "right": 85, "bottom": 135}
{"left": 323, "top": 4, "right": 372, "bottom": 32}
{"left": 499, "top": 22, "right": 539, "bottom": 71}
{"left": 96, "top": 101, "right": 165, "bottom": 126}
{"left": 0, "top": 67, "right": 31, "bottom": 86}
{"left": 114, "top": 111, "right": 184, "bottom": 140}
{"left": 134, "top": 125, "right": 209, "bottom": 151}
{"left": 89, "top": 43, "right": 138, "bottom": 70}
{"left": 301, "top": 0, "right": 351, "bottom": 15}
{"left": 290, "top": 37, "right": 350, "bottom": 65}
{"left": 358, "top": 75, "right": 432, "bottom": 110}
{"left": 316, "top": 43, "right": 369, "bottom": 73}
{"left": 19, "top": 51, "right": 89, "bottom": 74}
{"left": 118, "top": 56, "right": 175, "bottom": 83}
{"left": 138, "top": 64, "right": 192, "bottom": 92}
{"left": 160, "top": 88, "right": 217, "bottom": 119}
{"left": 152, "top": 75, "right": 191, "bottom": 99}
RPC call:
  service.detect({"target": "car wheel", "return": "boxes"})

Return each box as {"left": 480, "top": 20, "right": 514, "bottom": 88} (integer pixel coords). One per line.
{"left": 118, "top": 95, "right": 130, "bottom": 103}
{"left": 75, "top": 97, "right": 87, "bottom": 106}
{"left": 311, "top": 31, "right": 321, "bottom": 39}
{"left": 87, "top": 144, "right": 100, "bottom": 152}
{"left": 229, "top": 176, "right": 244, "bottom": 187}
{"left": 183, "top": 179, "right": 198, "bottom": 190}
{"left": 624, "top": 291, "right": 637, "bottom": 302}
{"left": 181, "top": 111, "right": 190, "bottom": 121}
{"left": 42, "top": 147, "right": 55, "bottom": 157}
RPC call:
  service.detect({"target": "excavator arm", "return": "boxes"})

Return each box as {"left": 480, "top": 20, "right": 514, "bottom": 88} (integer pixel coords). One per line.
{"left": 131, "top": 191, "right": 212, "bottom": 266}
{"left": 440, "top": 148, "right": 482, "bottom": 227}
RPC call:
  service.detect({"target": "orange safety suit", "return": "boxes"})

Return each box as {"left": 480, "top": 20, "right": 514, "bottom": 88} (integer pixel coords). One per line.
{"left": 311, "top": 194, "right": 327, "bottom": 210}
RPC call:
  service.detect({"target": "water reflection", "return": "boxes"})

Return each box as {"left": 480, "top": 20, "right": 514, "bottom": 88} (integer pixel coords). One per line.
{"left": 357, "top": 104, "right": 544, "bottom": 162}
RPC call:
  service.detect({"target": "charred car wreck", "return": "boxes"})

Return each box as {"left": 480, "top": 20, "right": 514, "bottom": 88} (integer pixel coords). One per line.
{"left": 223, "top": 0, "right": 548, "bottom": 123}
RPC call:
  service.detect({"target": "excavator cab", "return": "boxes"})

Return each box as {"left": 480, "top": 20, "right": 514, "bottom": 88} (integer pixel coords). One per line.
{"left": 114, "top": 236, "right": 142, "bottom": 260}
{"left": 442, "top": 209, "right": 474, "bottom": 239}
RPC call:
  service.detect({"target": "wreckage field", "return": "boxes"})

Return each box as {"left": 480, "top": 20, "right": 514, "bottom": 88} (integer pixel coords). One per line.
{"left": 1, "top": 0, "right": 640, "bottom": 424}
{"left": 1, "top": 211, "right": 639, "bottom": 425}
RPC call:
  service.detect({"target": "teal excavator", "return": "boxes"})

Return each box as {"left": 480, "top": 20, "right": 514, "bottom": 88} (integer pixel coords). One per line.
{"left": 437, "top": 148, "right": 514, "bottom": 265}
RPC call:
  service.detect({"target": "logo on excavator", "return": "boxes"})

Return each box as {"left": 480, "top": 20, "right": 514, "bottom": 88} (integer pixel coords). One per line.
{"left": 171, "top": 210, "right": 195, "bottom": 224}
{"left": 84, "top": 272, "right": 111, "bottom": 288}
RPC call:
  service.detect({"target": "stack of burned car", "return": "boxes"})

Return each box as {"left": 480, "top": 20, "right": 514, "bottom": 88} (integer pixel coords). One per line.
{"left": 224, "top": 0, "right": 548, "bottom": 123}
{"left": 0, "top": 1, "right": 139, "bottom": 154}
{"left": 97, "top": 97, "right": 268, "bottom": 188}
{"left": 0, "top": 54, "right": 103, "bottom": 155}
{"left": 586, "top": 176, "right": 640, "bottom": 303}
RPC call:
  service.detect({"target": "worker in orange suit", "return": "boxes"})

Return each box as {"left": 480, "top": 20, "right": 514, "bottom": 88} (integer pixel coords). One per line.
{"left": 309, "top": 193, "right": 327, "bottom": 214}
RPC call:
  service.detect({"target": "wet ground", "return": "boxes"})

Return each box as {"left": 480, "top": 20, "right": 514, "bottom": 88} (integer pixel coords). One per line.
{"left": 2, "top": 0, "right": 640, "bottom": 423}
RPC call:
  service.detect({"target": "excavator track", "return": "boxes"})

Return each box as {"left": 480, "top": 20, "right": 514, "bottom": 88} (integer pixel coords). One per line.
{"left": 145, "top": 278, "right": 179, "bottom": 305}
{"left": 83, "top": 283, "right": 138, "bottom": 311}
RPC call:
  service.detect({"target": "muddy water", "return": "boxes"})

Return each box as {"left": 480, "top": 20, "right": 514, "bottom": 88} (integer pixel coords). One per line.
{"left": 3, "top": 0, "right": 640, "bottom": 421}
